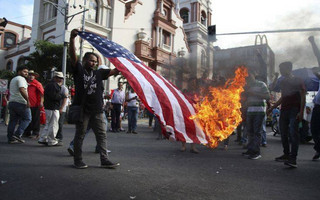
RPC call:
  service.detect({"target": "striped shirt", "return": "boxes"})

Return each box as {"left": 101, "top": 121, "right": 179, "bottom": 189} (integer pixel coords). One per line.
{"left": 246, "top": 80, "right": 269, "bottom": 115}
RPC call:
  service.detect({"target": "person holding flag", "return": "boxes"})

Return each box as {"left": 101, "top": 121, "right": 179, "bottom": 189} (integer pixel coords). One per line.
{"left": 69, "top": 29, "right": 120, "bottom": 169}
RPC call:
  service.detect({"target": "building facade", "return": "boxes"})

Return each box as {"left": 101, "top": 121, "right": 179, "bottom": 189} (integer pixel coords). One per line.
{"left": 1, "top": 0, "right": 214, "bottom": 92}
{"left": 177, "top": 0, "right": 214, "bottom": 80}
{"left": 0, "top": 21, "right": 32, "bottom": 71}
{"left": 213, "top": 40, "right": 275, "bottom": 84}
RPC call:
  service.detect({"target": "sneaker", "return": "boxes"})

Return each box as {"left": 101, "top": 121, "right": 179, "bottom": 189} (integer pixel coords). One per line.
{"left": 67, "top": 147, "right": 74, "bottom": 156}
{"left": 261, "top": 144, "right": 267, "bottom": 147}
{"left": 126, "top": 130, "right": 132, "bottom": 134}
{"left": 8, "top": 139, "right": 20, "bottom": 144}
{"left": 38, "top": 140, "right": 48, "bottom": 145}
{"left": 119, "top": 128, "right": 125, "bottom": 132}
{"left": 132, "top": 131, "right": 138, "bottom": 134}
{"left": 101, "top": 159, "right": 120, "bottom": 168}
{"left": 284, "top": 159, "right": 297, "bottom": 168}
{"left": 107, "top": 149, "right": 112, "bottom": 154}
{"left": 275, "top": 154, "right": 289, "bottom": 162}
{"left": 47, "top": 141, "right": 59, "bottom": 146}
{"left": 242, "top": 151, "right": 251, "bottom": 157}
{"left": 312, "top": 152, "right": 320, "bottom": 161}
{"left": 12, "top": 135, "right": 25, "bottom": 143}
{"left": 74, "top": 160, "right": 88, "bottom": 169}
{"left": 248, "top": 154, "right": 262, "bottom": 160}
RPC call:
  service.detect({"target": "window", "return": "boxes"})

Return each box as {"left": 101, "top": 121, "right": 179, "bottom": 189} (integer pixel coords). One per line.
{"left": 3, "top": 32, "right": 16, "bottom": 48}
{"left": 179, "top": 8, "right": 189, "bottom": 23}
{"left": 162, "top": 30, "right": 171, "bottom": 46}
{"left": 86, "top": 0, "right": 98, "bottom": 23}
{"left": 6, "top": 60, "right": 13, "bottom": 71}
{"left": 43, "top": 0, "right": 58, "bottom": 22}
{"left": 201, "top": 11, "right": 207, "bottom": 26}
{"left": 163, "top": 7, "right": 170, "bottom": 20}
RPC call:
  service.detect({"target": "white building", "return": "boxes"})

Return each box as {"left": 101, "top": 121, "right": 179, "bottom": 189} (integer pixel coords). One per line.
{"left": 0, "top": 21, "right": 32, "bottom": 71}
{"left": 1, "top": 0, "right": 213, "bottom": 91}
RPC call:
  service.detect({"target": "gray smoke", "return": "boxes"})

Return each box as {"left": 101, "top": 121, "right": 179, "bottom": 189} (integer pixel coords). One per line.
{"left": 266, "top": 9, "right": 320, "bottom": 69}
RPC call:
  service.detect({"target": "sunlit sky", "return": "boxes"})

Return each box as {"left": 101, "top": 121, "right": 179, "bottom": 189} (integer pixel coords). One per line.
{"left": 1, "top": 0, "right": 320, "bottom": 69}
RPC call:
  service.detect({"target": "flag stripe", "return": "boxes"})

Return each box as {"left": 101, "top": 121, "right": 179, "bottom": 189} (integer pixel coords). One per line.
{"left": 134, "top": 62, "right": 204, "bottom": 143}
{"left": 108, "top": 58, "right": 166, "bottom": 125}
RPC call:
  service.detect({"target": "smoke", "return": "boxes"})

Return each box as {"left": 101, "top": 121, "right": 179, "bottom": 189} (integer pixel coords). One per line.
{"left": 266, "top": 9, "right": 320, "bottom": 69}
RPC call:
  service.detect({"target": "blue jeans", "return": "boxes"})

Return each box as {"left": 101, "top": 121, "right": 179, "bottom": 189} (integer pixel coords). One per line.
{"left": 279, "top": 108, "right": 300, "bottom": 158}
{"left": 311, "top": 104, "right": 320, "bottom": 153}
{"left": 260, "top": 116, "right": 267, "bottom": 145}
{"left": 128, "top": 106, "right": 138, "bottom": 132}
{"left": 246, "top": 114, "right": 265, "bottom": 155}
{"left": 7, "top": 102, "right": 31, "bottom": 141}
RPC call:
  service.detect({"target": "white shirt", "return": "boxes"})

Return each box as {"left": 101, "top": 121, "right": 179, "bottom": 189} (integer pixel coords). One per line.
{"left": 60, "top": 85, "right": 69, "bottom": 112}
{"left": 127, "top": 92, "right": 139, "bottom": 107}
{"left": 111, "top": 89, "right": 125, "bottom": 104}
{"left": 9, "top": 76, "right": 28, "bottom": 105}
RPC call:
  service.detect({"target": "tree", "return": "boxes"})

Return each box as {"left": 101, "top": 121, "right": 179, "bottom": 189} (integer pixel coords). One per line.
{"left": 0, "top": 69, "right": 15, "bottom": 80}
{"left": 25, "top": 40, "right": 73, "bottom": 85}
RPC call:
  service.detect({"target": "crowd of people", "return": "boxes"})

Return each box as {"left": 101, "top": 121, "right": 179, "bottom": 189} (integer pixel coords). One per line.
{"left": 3, "top": 31, "right": 320, "bottom": 170}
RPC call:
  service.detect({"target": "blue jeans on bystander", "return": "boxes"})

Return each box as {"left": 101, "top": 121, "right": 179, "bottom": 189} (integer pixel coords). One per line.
{"left": 7, "top": 102, "right": 31, "bottom": 141}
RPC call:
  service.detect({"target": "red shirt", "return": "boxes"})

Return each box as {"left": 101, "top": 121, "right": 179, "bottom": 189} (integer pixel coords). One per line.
{"left": 2, "top": 90, "right": 9, "bottom": 107}
{"left": 70, "top": 87, "right": 75, "bottom": 97}
{"left": 28, "top": 79, "right": 44, "bottom": 107}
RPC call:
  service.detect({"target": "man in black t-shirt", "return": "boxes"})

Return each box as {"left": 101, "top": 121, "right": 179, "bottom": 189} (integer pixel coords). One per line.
{"left": 69, "top": 29, "right": 120, "bottom": 169}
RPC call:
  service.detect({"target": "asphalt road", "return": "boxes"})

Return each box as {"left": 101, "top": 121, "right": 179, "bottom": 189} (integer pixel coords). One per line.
{"left": 0, "top": 120, "right": 319, "bottom": 200}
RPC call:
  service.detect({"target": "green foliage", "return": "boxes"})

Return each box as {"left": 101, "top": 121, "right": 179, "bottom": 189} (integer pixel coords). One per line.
{"left": 0, "top": 70, "right": 15, "bottom": 81}
{"left": 25, "top": 40, "right": 73, "bottom": 85}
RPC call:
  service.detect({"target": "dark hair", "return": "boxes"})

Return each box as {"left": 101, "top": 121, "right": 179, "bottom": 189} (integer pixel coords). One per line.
{"left": 279, "top": 61, "right": 292, "bottom": 71}
{"left": 16, "top": 65, "right": 29, "bottom": 72}
{"left": 83, "top": 52, "right": 98, "bottom": 61}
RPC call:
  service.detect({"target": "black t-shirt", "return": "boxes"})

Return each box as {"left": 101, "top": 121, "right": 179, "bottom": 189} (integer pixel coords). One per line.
{"left": 73, "top": 62, "right": 110, "bottom": 113}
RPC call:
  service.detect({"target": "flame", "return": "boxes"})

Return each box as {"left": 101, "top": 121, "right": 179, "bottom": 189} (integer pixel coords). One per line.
{"left": 191, "top": 66, "right": 248, "bottom": 148}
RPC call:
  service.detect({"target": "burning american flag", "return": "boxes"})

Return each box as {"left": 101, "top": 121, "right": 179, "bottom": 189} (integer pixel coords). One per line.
{"left": 78, "top": 31, "right": 248, "bottom": 148}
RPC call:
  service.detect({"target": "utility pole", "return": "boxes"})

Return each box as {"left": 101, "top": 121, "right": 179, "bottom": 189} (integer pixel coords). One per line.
{"left": 43, "top": 0, "right": 88, "bottom": 85}
{"left": 79, "top": 0, "right": 87, "bottom": 61}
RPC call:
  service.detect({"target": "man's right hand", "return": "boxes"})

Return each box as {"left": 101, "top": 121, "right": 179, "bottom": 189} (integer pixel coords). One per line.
{"left": 71, "top": 29, "right": 79, "bottom": 39}
{"left": 308, "top": 36, "right": 315, "bottom": 43}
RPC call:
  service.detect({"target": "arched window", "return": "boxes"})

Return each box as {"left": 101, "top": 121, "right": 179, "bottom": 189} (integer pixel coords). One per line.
{"left": 179, "top": 8, "right": 189, "bottom": 23}
{"left": 17, "top": 57, "right": 25, "bottom": 67}
{"left": 3, "top": 32, "right": 17, "bottom": 48}
{"left": 201, "top": 50, "right": 206, "bottom": 67}
{"left": 86, "top": 0, "right": 98, "bottom": 23}
{"left": 6, "top": 60, "right": 13, "bottom": 71}
{"left": 43, "top": 0, "right": 58, "bottom": 22}
{"left": 201, "top": 11, "right": 207, "bottom": 26}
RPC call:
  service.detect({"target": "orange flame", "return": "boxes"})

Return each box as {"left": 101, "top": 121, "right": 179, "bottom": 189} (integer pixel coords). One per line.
{"left": 191, "top": 66, "right": 248, "bottom": 148}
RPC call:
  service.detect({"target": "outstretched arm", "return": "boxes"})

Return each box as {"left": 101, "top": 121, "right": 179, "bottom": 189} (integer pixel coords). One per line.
{"left": 69, "top": 29, "right": 79, "bottom": 67}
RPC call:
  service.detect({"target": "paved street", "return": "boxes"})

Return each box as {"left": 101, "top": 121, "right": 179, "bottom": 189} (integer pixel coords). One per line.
{"left": 0, "top": 119, "right": 319, "bottom": 200}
